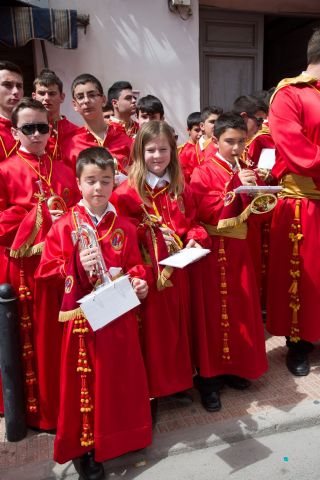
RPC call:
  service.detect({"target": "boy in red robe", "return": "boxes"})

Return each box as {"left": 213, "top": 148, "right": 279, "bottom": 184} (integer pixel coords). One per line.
{"left": 178, "top": 111, "right": 202, "bottom": 183}
{"left": 136, "top": 94, "right": 164, "bottom": 126}
{"left": 200, "top": 105, "right": 223, "bottom": 162}
{"left": 190, "top": 112, "right": 268, "bottom": 412}
{"left": 65, "top": 74, "right": 133, "bottom": 175}
{"left": 107, "top": 80, "right": 139, "bottom": 138}
{"left": 37, "top": 146, "right": 151, "bottom": 480}
{"left": 32, "top": 68, "right": 78, "bottom": 165}
{"left": 267, "top": 28, "right": 320, "bottom": 376}
{"left": 0, "top": 61, "right": 24, "bottom": 161}
{"left": 0, "top": 97, "right": 79, "bottom": 426}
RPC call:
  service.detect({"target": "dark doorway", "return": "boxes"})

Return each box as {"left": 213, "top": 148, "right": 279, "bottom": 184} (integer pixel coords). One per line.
{"left": 0, "top": 42, "right": 35, "bottom": 95}
{"left": 263, "top": 16, "right": 320, "bottom": 90}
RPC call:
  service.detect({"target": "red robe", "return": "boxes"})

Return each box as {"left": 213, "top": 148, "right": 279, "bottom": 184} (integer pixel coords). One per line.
{"left": 37, "top": 205, "right": 151, "bottom": 463}
{"left": 0, "top": 149, "right": 80, "bottom": 427}
{"left": 267, "top": 79, "right": 320, "bottom": 341}
{"left": 65, "top": 124, "right": 133, "bottom": 174}
{"left": 0, "top": 116, "right": 18, "bottom": 162}
{"left": 203, "top": 140, "right": 218, "bottom": 162}
{"left": 189, "top": 156, "right": 268, "bottom": 379}
{"left": 47, "top": 116, "right": 78, "bottom": 164}
{"left": 178, "top": 141, "right": 200, "bottom": 183}
{"left": 108, "top": 117, "right": 139, "bottom": 138}
{"left": 246, "top": 122, "right": 275, "bottom": 305}
{"left": 111, "top": 180, "right": 210, "bottom": 397}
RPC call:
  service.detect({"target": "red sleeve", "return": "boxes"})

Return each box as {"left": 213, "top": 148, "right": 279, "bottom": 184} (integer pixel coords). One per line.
{"left": 269, "top": 86, "right": 320, "bottom": 178}
{"left": 35, "top": 217, "right": 73, "bottom": 281}
{"left": 121, "top": 219, "right": 147, "bottom": 281}
{"left": 182, "top": 184, "right": 211, "bottom": 248}
{"left": 190, "top": 165, "right": 225, "bottom": 226}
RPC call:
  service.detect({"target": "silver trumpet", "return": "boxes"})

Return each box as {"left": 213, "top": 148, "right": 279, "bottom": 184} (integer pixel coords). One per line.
{"left": 71, "top": 211, "right": 112, "bottom": 285}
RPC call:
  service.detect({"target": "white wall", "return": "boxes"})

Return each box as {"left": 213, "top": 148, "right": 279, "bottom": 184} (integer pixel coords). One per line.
{"left": 35, "top": 0, "right": 200, "bottom": 142}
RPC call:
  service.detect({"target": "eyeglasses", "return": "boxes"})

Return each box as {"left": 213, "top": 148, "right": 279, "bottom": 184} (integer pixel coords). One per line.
{"left": 249, "top": 115, "right": 265, "bottom": 126}
{"left": 74, "top": 92, "right": 102, "bottom": 104}
{"left": 17, "top": 123, "right": 50, "bottom": 135}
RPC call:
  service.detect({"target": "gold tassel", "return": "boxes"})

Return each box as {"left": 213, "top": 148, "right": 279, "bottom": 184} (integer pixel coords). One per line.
{"left": 19, "top": 259, "right": 38, "bottom": 413}
{"left": 288, "top": 200, "right": 303, "bottom": 342}
{"left": 218, "top": 237, "right": 231, "bottom": 362}
{"left": 73, "top": 316, "right": 94, "bottom": 448}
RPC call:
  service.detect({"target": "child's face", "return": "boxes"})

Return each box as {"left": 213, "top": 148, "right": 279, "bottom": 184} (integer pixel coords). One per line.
{"left": 12, "top": 108, "right": 50, "bottom": 156}
{"left": 73, "top": 82, "right": 106, "bottom": 121}
{"left": 113, "top": 89, "right": 136, "bottom": 117}
{"left": 189, "top": 124, "right": 201, "bottom": 143}
{"left": 32, "top": 83, "right": 65, "bottom": 120}
{"left": 200, "top": 113, "right": 219, "bottom": 139}
{"left": 214, "top": 128, "right": 247, "bottom": 165}
{"left": 77, "top": 164, "right": 115, "bottom": 215}
{"left": 138, "top": 111, "right": 162, "bottom": 127}
{"left": 144, "top": 134, "right": 171, "bottom": 177}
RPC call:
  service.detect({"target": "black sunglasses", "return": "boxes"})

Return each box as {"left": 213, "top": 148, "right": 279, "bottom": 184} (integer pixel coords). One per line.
{"left": 17, "top": 123, "right": 50, "bottom": 136}
{"left": 249, "top": 115, "right": 265, "bottom": 126}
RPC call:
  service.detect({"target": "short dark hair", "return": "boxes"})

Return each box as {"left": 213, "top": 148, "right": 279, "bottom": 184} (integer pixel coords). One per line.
{"left": 214, "top": 112, "right": 247, "bottom": 139}
{"left": 71, "top": 74, "right": 103, "bottom": 97}
{"left": 187, "top": 111, "right": 201, "bottom": 129}
{"left": 107, "top": 81, "right": 132, "bottom": 103}
{"left": 201, "top": 105, "right": 223, "bottom": 123}
{"left": 33, "top": 69, "right": 63, "bottom": 94}
{"left": 102, "top": 101, "right": 114, "bottom": 113}
{"left": 11, "top": 97, "right": 48, "bottom": 127}
{"left": 232, "top": 95, "right": 268, "bottom": 116}
{"left": 136, "top": 95, "right": 164, "bottom": 117}
{"left": 307, "top": 27, "right": 320, "bottom": 64}
{"left": 76, "top": 146, "right": 115, "bottom": 178}
{"left": 0, "top": 60, "right": 23, "bottom": 77}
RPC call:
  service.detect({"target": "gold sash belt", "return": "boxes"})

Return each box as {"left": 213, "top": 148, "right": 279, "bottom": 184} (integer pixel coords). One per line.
{"left": 279, "top": 173, "right": 320, "bottom": 200}
{"left": 203, "top": 223, "right": 247, "bottom": 240}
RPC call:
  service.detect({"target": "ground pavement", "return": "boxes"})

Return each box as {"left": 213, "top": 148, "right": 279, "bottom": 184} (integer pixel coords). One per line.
{"left": 1, "top": 333, "right": 320, "bottom": 479}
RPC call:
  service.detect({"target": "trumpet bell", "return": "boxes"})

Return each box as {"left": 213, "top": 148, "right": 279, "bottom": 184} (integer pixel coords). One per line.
{"left": 250, "top": 193, "right": 278, "bottom": 214}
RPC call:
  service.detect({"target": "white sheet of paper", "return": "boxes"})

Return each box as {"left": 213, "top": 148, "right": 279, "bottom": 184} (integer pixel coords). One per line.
{"left": 78, "top": 275, "right": 140, "bottom": 332}
{"left": 159, "top": 248, "right": 211, "bottom": 268}
{"left": 258, "top": 148, "right": 276, "bottom": 169}
{"left": 234, "top": 185, "right": 282, "bottom": 194}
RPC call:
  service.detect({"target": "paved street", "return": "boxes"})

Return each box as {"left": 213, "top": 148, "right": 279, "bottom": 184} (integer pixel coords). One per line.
{"left": 1, "top": 333, "right": 320, "bottom": 479}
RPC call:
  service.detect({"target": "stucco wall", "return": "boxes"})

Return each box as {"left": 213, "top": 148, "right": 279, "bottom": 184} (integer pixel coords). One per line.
{"left": 34, "top": 0, "right": 200, "bottom": 143}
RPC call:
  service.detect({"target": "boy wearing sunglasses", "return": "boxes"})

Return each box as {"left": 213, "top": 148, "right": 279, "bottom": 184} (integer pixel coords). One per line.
{"left": 0, "top": 97, "right": 80, "bottom": 429}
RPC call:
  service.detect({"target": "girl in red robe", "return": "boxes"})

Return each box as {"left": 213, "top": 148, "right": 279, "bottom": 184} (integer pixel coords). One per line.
{"left": 37, "top": 147, "right": 152, "bottom": 479}
{"left": 111, "top": 120, "right": 211, "bottom": 401}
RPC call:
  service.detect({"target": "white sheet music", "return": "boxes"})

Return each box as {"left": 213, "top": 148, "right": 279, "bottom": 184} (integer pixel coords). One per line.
{"left": 159, "top": 248, "right": 211, "bottom": 268}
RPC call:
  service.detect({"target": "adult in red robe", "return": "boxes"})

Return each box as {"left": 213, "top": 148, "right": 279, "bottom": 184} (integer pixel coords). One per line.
{"left": 0, "top": 149, "right": 80, "bottom": 427}
{"left": 111, "top": 180, "right": 210, "bottom": 398}
{"left": 267, "top": 49, "right": 320, "bottom": 375}
{"left": 37, "top": 204, "right": 152, "bottom": 464}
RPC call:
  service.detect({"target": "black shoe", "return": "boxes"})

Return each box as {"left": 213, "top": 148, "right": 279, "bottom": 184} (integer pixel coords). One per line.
{"left": 286, "top": 349, "right": 310, "bottom": 376}
{"left": 79, "top": 451, "right": 105, "bottom": 480}
{"left": 201, "top": 391, "right": 221, "bottom": 412}
{"left": 224, "top": 375, "right": 251, "bottom": 390}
